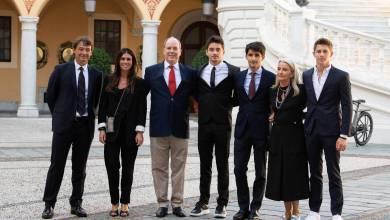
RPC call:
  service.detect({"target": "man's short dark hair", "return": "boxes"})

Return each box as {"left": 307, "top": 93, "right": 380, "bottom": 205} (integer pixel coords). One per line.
{"left": 313, "top": 38, "right": 333, "bottom": 52}
{"left": 73, "top": 36, "right": 93, "bottom": 49}
{"left": 206, "top": 35, "right": 224, "bottom": 49}
{"left": 245, "top": 41, "right": 266, "bottom": 56}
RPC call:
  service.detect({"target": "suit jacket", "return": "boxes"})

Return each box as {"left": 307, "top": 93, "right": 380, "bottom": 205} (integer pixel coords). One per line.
{"left": 303, "top": 65, "right": 352, "bottom": 136}
{"left": 196, "top": 61, "right": 240, "bottom": 126}
{"left": 46, "top": 61, "right": 102, "bottom": 137}
{"left": 98, "top": 76, "right": 147, "bottom": 144}
{"left": 233, "top": 67, "right": 276, "bottom": 140}
{"left": 144, "top": 62, "right": 197, "bottom": 139}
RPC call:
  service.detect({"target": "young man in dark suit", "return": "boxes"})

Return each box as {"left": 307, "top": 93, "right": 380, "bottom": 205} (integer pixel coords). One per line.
{"left": 232, "top": 42, "right": 275, "bottom": 220}
{"left": 42, "top": 37, "right": 102, "bottom": 219}
{"left": 190, "top": 35, "right": 240, "bottom": 218}
{"left": 144, "top": 37, "right": 197, "bottom": 218}
{"left": 303, "top": 38, "right": 352, "bottom": 220}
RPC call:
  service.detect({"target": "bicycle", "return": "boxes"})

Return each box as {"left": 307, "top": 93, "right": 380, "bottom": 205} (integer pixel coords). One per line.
{"left": 349, "top": 99, "right": 373, "bottom": 146}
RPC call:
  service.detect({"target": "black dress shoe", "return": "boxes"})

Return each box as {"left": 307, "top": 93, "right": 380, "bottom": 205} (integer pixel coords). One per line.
{"left": 233, "top": 210, "right": 250, "bottom": 220}
{"left": 41, "top": 205, "right": 54, "bottom": 219}
{"left": 249, "top": 210, "right": 260, "bottom": 220}
{"left": 70, "top": 205, "right": 87, "bottom": 217}
{"left": 172, "top": 207, "right": 186, "bottom": 217}
{"left": 155, "top": 207, "right": 168, "bottom": 217}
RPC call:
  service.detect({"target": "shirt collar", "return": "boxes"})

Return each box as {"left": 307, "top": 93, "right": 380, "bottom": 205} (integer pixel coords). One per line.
{"left": 164, "top": 61, "right": 179, "bottom": 70}
{"left": 74, "top": 60, "right": 88, "bottom": 71}
{"left": 208, "top": 61, "right": 225, "bottom": 71}
{"left": 247, "top": 66, "right": 263, "bottom": 75}
{"left": 314, "top": 64, "right": 332, "bottom": 76}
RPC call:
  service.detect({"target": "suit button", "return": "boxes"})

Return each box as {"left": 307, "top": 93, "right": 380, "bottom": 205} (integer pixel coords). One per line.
{"left": 171, "top": 98, "right": 174, "bottom": 101}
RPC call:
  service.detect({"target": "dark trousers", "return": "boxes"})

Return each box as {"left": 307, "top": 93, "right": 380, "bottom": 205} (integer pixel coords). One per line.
{"left": 198, "top": 123, "right": 231, "bottom": 206}
{"left": 43, "top": 118, "right": 92, "bottom": 207}
{"left": 104, "top": 128, "right": 138, "bottom": 205}
{"left": 234, "top": 131, "right": 267, "bottom": 212}
{"left": 306, "top": 134, "right": 343, "bottom": 215}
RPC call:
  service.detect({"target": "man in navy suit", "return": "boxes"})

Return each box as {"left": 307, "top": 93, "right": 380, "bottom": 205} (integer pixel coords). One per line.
{"left": 232, "top": 42, "right": 275, "bottom": 220}
{"left": 303, "top": 38, "right": 352, "bottom": 220}
{"left": 42, "top": 37, "right": 102, "bottom": 219}
{"left": 144, "top": 37, "right": 196, "bottom": 218}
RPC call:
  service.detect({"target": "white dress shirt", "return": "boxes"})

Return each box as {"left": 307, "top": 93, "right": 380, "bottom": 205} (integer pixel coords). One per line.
{"left": 312, "top": 65, "right": 331, "bottom": 100}
{"left": 163, "top": 61, "right": 181, "bottom": 88}
{"left": 74, "top": 60, "right": 88, "bottom": 117}
{"left": 244, "top": 67, "right": 262, "bottom": 95}
{"left": 201, "top": 62, "right": 229, "bottom": 87}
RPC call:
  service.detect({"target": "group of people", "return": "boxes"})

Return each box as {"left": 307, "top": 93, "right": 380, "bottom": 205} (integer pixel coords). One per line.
{"left": 41, "top": 35, "right": 352, "bottom": 220}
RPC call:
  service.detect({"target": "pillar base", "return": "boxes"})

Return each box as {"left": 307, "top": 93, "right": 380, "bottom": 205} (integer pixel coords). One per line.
{"left": 17, "top": 105, "right": 39, "bottom": 117}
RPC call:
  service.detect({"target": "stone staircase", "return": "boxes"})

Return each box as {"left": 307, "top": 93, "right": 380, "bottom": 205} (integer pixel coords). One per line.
{"left": 218, "top": 0, "right": 390, "bottom": 116}
{"left": 307, "top": 0, "right": 390, "bottom": 39}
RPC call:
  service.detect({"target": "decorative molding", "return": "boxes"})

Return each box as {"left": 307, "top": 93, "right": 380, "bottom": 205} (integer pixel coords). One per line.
{"left": 23, "top": 0, "right": 36, "bottom": 13}
{"left": 143, "top": 0, "right": 161, "bottom": 19}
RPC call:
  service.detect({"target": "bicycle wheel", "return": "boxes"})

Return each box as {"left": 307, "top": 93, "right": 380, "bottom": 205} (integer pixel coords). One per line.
{"left": 354, "top": 111, "right": 373, "bottom": 146}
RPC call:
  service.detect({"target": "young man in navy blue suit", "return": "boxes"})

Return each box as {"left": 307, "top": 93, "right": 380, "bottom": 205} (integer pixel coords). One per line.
{"left": 303, "top": 38, "right": 352, "bottom": 220}
{"left": 232, "top": 42, "right": 275, "bottom": 220}
{"left": 144, "top": 37, "right": 197, "bottom": 218}
{"left": 42, "top": 37, "right": 102, "bottom": 219}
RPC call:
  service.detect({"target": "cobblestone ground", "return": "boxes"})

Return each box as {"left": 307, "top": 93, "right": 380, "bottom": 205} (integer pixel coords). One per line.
{"left": 0, "top": 115, "right": 390, "bottom": 220}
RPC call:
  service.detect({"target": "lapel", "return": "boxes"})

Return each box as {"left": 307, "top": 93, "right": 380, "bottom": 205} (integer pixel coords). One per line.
{"left": 306, "top": 68, "right": 317, "bottom": 103}
{"left": 69, "top": 62, "right": 77, "bottom": 95}
{"left": 318, "top": 66, "right": 335, "bottom": 102}
{"left": 156, "top": 62, "right": 171, "bottom": 94}
{"left": 198, "top": 63, "right": 210, "bottom": 88}
{"left": 239, "top": 70, "right": 249, "bottom": 101}
{"left": 253, "top": 67, "right": 267, "bottom": 100}
{"left": 87, "top": 66, "right": 94, "bottom": 103}
{"left": 175, "top": 64, "right": 187, "bottom": 94}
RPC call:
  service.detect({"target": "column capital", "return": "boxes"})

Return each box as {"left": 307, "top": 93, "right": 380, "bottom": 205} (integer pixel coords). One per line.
{"left": 141, "top": 20, "right": 160, "bottom": 35}
{"left": 19, "top": 16, "right": 39, "bottom": 31}
{"left": 140, "top": 19, "right": 161, "bottom": 26}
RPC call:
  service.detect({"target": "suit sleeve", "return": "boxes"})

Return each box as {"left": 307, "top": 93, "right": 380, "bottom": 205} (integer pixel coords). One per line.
{"left": 135, "top": 80, "right": 147, "bottom": 132}
{"left": 46, "top": 65, "right": 61, "bottom": 114}
{"left": 93, "top": 71, "right": 103, "bottom": 113}
{"left": 230, "top": 66, "right": 240, "bottom": 107}
{"left": 144, "top": 67, "right": 151, "bottom": 95}
{"left": 97, "top": 76, "right": 109, "bottom": 130}
{"left": 193, "top": 70, "right": 200, "bottom": 102}
{"left": 340, "top": 72, "right": 353, "bottom": 136}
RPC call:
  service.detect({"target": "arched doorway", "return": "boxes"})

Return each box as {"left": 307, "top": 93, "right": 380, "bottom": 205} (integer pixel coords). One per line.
{"left": 180, "top": 21, "right": 219, "bottom": 66}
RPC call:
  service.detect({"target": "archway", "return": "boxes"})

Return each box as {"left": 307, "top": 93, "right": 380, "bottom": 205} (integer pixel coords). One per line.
{"left": 180, "top": 21, "right": 219, "bottom": 66}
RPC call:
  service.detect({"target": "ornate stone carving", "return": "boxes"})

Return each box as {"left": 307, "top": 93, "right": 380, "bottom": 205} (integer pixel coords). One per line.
{"left": 143, "top": 0, "right": 161, "bottom": 19}
{"left": 23, "top": 0, "right": 36, "bottom": 13}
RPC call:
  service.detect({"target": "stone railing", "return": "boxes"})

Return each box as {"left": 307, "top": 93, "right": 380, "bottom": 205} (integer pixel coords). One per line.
{"left": 264, "top": 0, "right": 390, "bottom": 74}
{"left": 305, "top": 18, "right": 390, "bottom": 74}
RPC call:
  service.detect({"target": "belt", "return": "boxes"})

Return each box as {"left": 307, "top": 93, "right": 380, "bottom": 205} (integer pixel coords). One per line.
{"left": 273, "top": 120, "right": 302, "bottom": 126}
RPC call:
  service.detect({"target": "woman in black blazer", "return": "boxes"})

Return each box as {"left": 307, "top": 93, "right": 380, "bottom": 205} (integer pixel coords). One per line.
{"left": 265, "top": 58, "right": 309, "bottom": 220}
{"left": 98, "top": 48, "right": 147, "bottom": 217}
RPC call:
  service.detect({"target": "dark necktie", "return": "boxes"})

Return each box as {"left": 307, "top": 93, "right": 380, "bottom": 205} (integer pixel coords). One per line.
{"left": 210, "top": 66, "right": 216, "bottom": 88}
{"left": 168, "top": 66, "right": 176, "bottom": 96}
{"left": 249, "top": 72, "right": 256, "bottom": 99}
{"left": 77, "top": 67, "right": 86, "bottom": 115}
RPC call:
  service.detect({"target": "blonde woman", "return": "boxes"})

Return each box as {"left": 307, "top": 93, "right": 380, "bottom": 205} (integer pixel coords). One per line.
{"left": 265, "top": 59, "right": 309, "bottom": 220}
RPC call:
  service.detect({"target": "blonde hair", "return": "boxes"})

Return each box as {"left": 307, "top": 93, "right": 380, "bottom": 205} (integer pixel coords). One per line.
{"left": 273, "top": 58, "right": 300, "bottom": 96}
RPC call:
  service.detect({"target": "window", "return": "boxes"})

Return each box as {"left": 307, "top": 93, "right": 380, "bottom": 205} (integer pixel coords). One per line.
{"left": 94, "top": 20, "right": 121, "bottom": 62}
{"left": 0, "top": 16, "right": 11, "bottom": 62}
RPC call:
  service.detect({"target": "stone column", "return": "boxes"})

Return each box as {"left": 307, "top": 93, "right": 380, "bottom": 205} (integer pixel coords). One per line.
{"left": 17, "top": 16, "right": 39, "bottom": 117}
{"left": 141, "top": 20, "right": 161, "bottom": 76}
{"left": 217, "top": 0, "right": 266, "bottom": 68}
